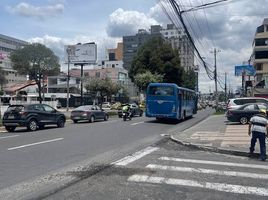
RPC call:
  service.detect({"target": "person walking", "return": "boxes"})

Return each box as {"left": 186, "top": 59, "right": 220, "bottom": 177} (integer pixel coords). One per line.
{"left": 248, "top": 109, "right": 268, "bottom": 161}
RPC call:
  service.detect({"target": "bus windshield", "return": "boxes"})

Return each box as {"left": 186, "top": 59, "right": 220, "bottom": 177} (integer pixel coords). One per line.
{"left": 148, "top": 86, "right": 174, "bottom": 96}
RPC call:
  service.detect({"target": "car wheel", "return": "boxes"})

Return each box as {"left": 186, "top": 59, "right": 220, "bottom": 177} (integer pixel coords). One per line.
{"left": 5, "top": 126, "right": 16, "bottom": 132}
{"left": 104, "top": 114, "right": 108, "bottom": 121}
{"left": 27, "top": 119, "right": 38, "bottom": 131}
{"left": 240, "top": 117, "right": 248, "bottom": 125}
{"left": 57, "top": 118, "right": 65, "bottom": 128}
{"left": 73, "top": 120, "right": 78, "bottom": 123}
{"left": 139, "top": 111, "right": 143, "bottom": 117}
{"left": 90, "top": 115, "right": 95, "bottom": 123}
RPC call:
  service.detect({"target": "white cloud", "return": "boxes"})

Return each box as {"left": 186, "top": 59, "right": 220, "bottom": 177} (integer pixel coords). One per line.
{"left": 106, "top": 8, "right": 159, "bottom": 37}
{"left": 7, "top": 2, "right": 64, "bottom": 19}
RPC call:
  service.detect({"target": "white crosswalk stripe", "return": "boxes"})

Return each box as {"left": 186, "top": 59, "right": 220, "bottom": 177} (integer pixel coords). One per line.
{"left": 127, "top": 155, "right": 268, "bottom": 196}
{"left": 128, "top": 175, "right": 268, "bottom": 196}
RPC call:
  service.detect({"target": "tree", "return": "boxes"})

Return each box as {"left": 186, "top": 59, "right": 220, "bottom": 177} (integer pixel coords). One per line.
{"left": 10, "top": 43, "right": 60, "bottom": 103}
{"left": 130, "top": 36, "right": 184, "bottom": 86}
{"left": 182, "top": 69, "right": 197, "bottom": 90}
{"left": 85, "top": 77, "right": 121, "bottom": 109}
{"left": 0, "top": 66, "right": 7, "bottom": 89}
{"left": 134, "top": 71, "right": 163, "bottom": 92}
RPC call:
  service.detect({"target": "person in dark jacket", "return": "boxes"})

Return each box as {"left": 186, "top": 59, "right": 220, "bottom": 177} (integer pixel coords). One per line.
{"left": 248, "top": 109, "right": 268, "bottom": 161}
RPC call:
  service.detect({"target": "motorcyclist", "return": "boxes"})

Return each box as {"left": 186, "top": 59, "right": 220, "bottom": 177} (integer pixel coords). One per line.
{"left": 122, "top": 104, "right": 132, "bottom": 118}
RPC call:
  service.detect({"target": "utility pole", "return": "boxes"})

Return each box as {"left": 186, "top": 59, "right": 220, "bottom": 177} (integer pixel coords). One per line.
{"left": 66, "top": 47, "right": 71, "bottom": 111}
{"left": 225, "top": 72, "right": 227, "bottom": 103}
{"left": 212, "top": 48, "right": 220, "bottom": 110}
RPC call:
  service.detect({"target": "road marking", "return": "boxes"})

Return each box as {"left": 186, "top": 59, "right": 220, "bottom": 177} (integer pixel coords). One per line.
{"left": 146, "top": 164, "right": 268, "bottom": 179}
{"left": 0, "top": 135, "right": 19, "bottom": 140}
{"left": 159, "top": 157, "right": 268, "bottom": 170}
{"left": 112, "top": 146, "right": 159, "bottom": 166}
{"left": 128, "top": 175, "right": 268, "bottom": 196}
{"left": 130, "top": 122, "right": 144, "bottom": 126}
{"left": 8, "top": 138, "right": 64, "bottom": 150}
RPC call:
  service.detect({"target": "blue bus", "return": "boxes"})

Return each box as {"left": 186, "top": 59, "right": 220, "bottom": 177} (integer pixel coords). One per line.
{"left": 146, "top": 83, "right": 197, "bottom": 120}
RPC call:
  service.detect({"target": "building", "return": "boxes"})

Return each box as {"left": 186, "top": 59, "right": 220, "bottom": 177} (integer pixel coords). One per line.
{"left": 160, "top": 24, "right": 194, "bottom": 71}
{"left": 122, "top": 24, "right": 194, "bottom": 72}
{"left": 123, "top": 28, "right": 162, "bottom": 71}
{"left": 107, "top": 42, "right": 123, "bottom": 61}
{"left": 0, "top": 34, "right": 28, "bottom": 86}
{"left": 252, "top": 18, "right": 268, "bottom": 97}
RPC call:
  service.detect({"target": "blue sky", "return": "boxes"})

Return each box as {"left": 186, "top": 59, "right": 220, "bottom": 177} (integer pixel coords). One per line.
{"left": 1, "top": 0, "right": 267, "bottom": 92}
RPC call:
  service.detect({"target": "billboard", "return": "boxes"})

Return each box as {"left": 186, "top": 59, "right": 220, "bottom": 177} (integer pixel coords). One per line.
{"left": 235, "top": 65, "right": 256, "bottom": 76}
{"left": 64, "top": 43, "right": 97, "bottom": 64}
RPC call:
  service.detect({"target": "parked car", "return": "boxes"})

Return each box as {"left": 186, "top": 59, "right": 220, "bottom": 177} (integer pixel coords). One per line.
{"left": 101, "top": 102, "right": 111, "bottom": 109}
{"left": 226, "top": 97, "right": 268, "bottom": 110}
{"left": 2, "top": 104, "right": 66, "bottom": 132}
{"left": 71, "top": 105, "right": 109, "bottom": 123}
{"left": 226, "top": 103, "right": 268, "bottom": 124}
{"left": 118, "top": 103, "right": 143, "bottom": 118}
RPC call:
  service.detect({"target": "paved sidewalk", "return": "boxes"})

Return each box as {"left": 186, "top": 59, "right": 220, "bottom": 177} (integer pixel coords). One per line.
{"left": 172, "top": 114, "right": 264, "bottom": 156}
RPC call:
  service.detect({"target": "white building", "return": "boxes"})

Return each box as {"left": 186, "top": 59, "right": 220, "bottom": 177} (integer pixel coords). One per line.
{"left": 0, "top": 34, "right": 28, "bottom": 86}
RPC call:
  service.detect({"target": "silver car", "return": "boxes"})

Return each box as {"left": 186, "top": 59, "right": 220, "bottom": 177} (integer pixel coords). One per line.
{"left": 227, "top": 97, "right": 268, "bottom": 110}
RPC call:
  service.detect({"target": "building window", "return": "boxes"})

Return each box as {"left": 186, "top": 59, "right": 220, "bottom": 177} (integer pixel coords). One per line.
{"left": 256, "top": 63, "right": 263, "bottom": 71}
{"left": 95, "top": 72, "right": 100, "bottom": 78}
{"left": 255, "top": 51, "right": 268, "bottom": 59}
{"left": 257, "top": 25, "right": 264, "bottom": 33}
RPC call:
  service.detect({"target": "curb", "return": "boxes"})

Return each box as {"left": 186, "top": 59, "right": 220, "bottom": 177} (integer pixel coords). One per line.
{"left": 170, "top": 135, "right": 259, "bottom": 158}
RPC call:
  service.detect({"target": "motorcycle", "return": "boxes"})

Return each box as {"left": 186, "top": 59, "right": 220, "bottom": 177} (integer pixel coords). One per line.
{"left": 122, "top": 111, "right": 132, "bottom": 121}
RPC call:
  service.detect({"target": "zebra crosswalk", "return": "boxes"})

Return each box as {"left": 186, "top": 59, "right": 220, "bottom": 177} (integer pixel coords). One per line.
{"left": 189, "top": 124, "right": 251, "bottom": 148}
{"left": 116, "top": 146, "right": 268, "bottom": 198}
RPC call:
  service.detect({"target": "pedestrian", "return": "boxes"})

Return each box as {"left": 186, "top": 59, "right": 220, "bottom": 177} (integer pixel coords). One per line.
{"left": 248, "top": 109, "right": 268, "bottom": 161}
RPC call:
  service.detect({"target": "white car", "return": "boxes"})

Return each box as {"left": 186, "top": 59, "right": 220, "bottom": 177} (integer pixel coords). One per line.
{"left": 101, "top": 102, "right": 111, "bottom": 109}
{"left": 226, "top": 97, "right": 268, "bottom": 110}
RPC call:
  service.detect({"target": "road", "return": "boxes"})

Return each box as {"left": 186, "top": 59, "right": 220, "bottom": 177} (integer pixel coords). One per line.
{"left": 44, "top": 140, "right": 268, "bottom": 200}
{"left": 0, "top": 108, "right": 213, "bottom": 200}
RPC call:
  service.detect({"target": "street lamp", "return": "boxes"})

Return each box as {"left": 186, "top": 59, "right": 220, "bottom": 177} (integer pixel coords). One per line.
{"left": 66, "top": 47, "right": 72, "bottom": 111}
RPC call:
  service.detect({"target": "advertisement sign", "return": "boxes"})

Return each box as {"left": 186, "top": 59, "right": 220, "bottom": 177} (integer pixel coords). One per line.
{"left": 235, "top": 65, "right": 256, "bottom": 76}
{"left": 64, "top": 43, "right": 97, "bottom": 64}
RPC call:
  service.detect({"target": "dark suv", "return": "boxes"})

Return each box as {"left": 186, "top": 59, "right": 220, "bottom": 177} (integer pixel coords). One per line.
{"left": 2, "top": 104, "right": 66, "bottom": 132}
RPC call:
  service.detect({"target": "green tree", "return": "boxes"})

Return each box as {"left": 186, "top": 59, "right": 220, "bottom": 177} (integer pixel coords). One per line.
{"left": 0, "top": 66, "right": 7, "bottom": 89}
{"left": 130, "top": 36, "right": 184, "bottom": 86}
{"left": 182, "top": 69, "right": 197, "bottom": 90}
{"left": 85, "top": 77, "right": 121, "bottom": 109}
{"left": 10, "top": 43, "right": 60, "bottom": 103}
{"left": 134, "top": 71, "right": 163, "bottom": 92}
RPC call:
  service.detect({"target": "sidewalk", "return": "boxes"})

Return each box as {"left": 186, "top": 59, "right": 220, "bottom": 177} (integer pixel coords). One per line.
{"left": 172, "top": 114, "right": 263, "bottom": 156}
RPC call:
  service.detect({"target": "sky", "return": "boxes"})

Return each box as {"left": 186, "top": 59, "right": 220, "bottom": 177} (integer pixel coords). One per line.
{"left": 1, "top": 0, "right": 267, "bottom": 93}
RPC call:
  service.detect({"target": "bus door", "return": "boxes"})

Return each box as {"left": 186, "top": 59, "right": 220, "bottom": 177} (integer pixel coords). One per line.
{"left": 177, "top": 90, "right": 182, "bottom": 118}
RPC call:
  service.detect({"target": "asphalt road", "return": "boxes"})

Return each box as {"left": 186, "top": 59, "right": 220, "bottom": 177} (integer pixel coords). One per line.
{"left": 44, "top": 140, "right": 268, "bottom": 200}
{"left": 0, "top": 108, "right": 213, "bottom": 200}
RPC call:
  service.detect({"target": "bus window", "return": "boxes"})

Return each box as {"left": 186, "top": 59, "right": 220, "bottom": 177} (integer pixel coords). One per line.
{"left": 148, "top": 86, "right": 174, "bottom": 96}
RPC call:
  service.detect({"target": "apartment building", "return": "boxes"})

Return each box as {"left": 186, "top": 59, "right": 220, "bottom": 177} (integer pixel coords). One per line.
{"left": 122, "top": 24, "right": 194, "bottom": 71}
{"left": 123, "top": 28, "right": 162, "bottom": 71}
{"left": 252, "top": 18, "right": 268, "bottom": 97}
{"left": 0, "top": 34, "right": 28, "bottom": 85}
